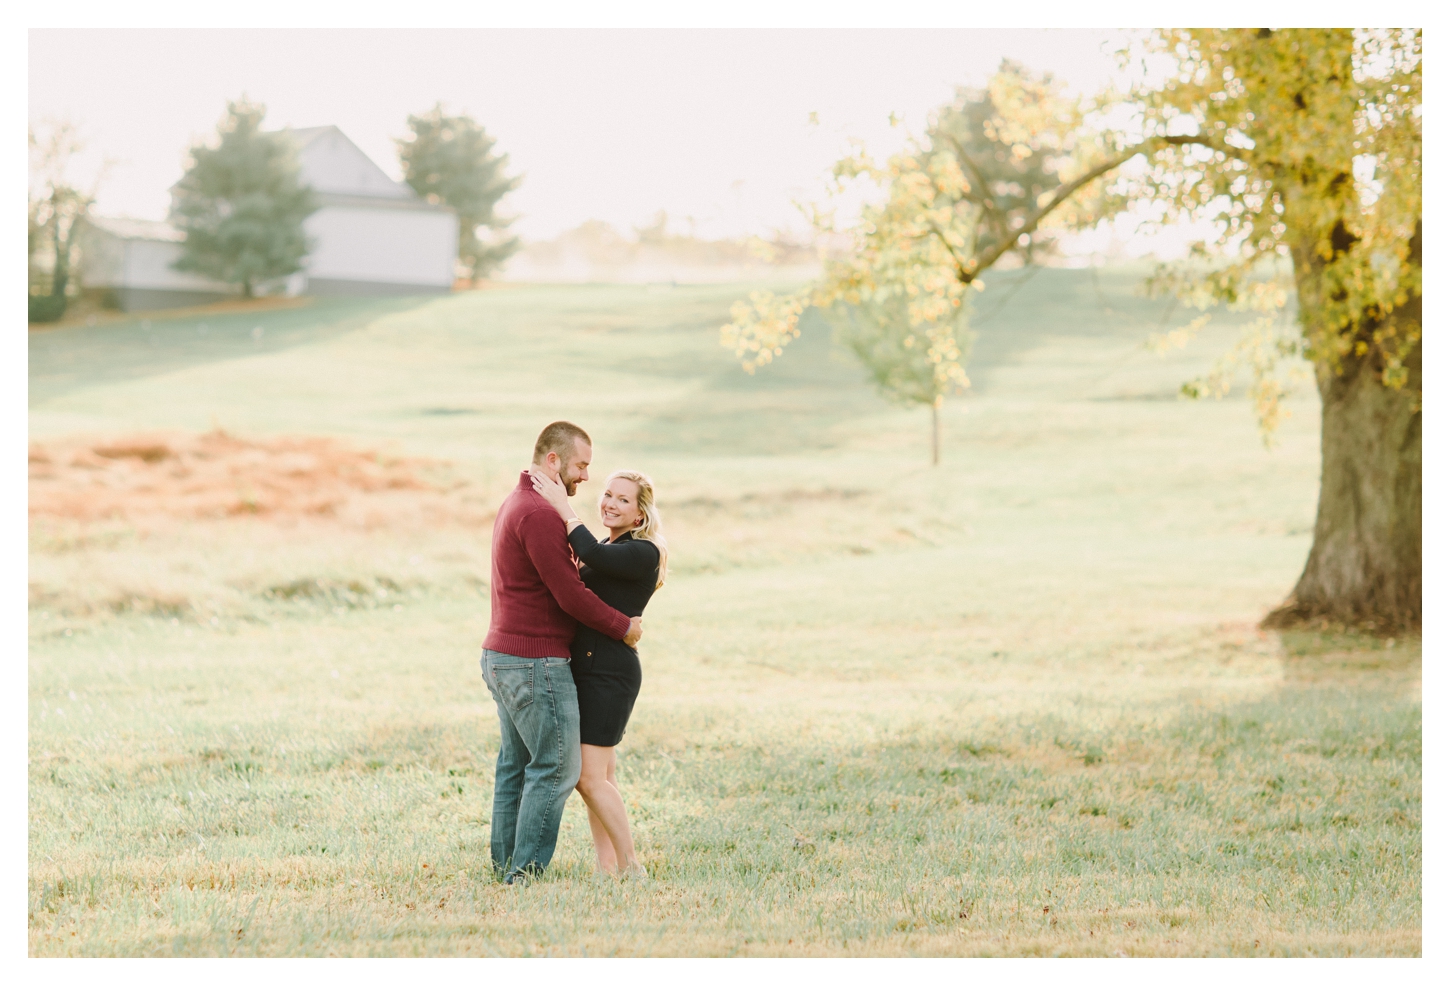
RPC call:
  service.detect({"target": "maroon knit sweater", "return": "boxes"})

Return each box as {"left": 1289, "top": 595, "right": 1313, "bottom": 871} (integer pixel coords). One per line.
{"left": 482, "top": 471, "right": 631, "bottom": 658}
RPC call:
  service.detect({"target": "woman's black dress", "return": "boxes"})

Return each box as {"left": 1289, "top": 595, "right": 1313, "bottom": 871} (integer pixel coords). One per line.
{"left": 567, "top": 526, "right": 659, "bottom": 747}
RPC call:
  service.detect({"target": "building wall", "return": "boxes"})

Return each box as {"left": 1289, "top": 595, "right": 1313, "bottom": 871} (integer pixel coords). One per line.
{"left": 79, "top": 229, "right": 237, "bottom": 310}
{"left": 303, "top": 207, "right": 458, "bottom": 288}
{"left": 79, "top": 228, "right": 128, "bottom": 286}
{"left": 122, "top": 239, "right": 237, "bottom": 293}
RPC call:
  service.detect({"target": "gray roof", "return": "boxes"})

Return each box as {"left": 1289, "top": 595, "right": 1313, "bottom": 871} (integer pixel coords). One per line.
{"left": 279, "top": 124, "right": 415, "bottom": 201}
{"left": 163, "top": 124, "right": 433, "bottom": 206}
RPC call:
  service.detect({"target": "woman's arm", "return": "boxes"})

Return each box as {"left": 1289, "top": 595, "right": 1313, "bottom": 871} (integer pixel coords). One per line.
{"left": 567, "top": 526, "right": 659, "bottom": 582}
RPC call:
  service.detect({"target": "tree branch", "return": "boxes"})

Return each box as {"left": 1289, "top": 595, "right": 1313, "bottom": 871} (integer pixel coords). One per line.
{"left": 957, "top": 134, "right": 1245, "bottom": 283}
{"left": 944, "top": 135, "right": 1010, "bottom": 242}
{"left": 924, "top": 221, "right": 976, "bottom": 282}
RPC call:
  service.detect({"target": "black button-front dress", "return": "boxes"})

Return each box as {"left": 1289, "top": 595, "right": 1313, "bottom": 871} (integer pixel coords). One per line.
{"left": 567, "top": 526, "right": 659, "bottom": 747}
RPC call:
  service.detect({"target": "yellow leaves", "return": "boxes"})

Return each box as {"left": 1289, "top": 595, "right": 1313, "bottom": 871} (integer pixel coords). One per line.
{"left": 720, "top": 290, "right": 808, "bottom": 372}
{"left": 1175, "top": 314, "right": 1308, "bottom": 445}
{"left": 983, "top": 62, "right": 1082, "bottom": 152}
{"left": 1149, "top": 314, "right": 1212, "bottom": 354}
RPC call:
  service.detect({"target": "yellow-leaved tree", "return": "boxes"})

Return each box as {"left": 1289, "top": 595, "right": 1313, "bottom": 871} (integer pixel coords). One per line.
{"left": 1121, "top": 29, "right": 1421, "bottom": 631}
{"left": 724, "top": 33, "right": 1421, "bottom": 632}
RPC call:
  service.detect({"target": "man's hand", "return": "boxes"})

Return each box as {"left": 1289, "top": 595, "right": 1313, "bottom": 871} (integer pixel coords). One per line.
{"left": 623, "top": 616, "right": 643, "bottom": 647}
{"left": 529, "top": 470, "right": 577, "bottom": 523}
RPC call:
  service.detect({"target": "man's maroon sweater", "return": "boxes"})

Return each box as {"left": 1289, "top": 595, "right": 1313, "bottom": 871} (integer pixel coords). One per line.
{"left": 483, "top": 471, "right": 631, "bottom": 658}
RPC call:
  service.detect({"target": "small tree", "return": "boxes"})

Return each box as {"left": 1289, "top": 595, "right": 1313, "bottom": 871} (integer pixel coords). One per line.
{"left": 723, "top": 63, "right": 1081, "bottom": 463}
{"left": 397, "top": 104, "right": 521, "bottom": 282}
{"left": 28, "top": 121, "right": 96, "bottom": 323}
{"left": 171, "top": 99, "right": 316, "bottom": 297}
{"left": 828, "top": 295, "right": 972, "bottom": 465}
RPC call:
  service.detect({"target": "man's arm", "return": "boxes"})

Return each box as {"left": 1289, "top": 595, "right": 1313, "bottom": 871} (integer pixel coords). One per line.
{"left": 519, "top": 507, "right": 634, "bottom": 641}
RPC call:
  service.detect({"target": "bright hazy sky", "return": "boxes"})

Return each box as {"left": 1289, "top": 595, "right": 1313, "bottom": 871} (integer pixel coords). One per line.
{"left": 31, "top": 29, "right": 1138, "bottom": 243}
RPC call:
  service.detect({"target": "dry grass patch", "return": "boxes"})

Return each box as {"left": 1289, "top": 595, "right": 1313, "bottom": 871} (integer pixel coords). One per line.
{"left": 28, "top": 429, "right": 481, "bottom": 527}
{"left": 29, "top": 430, "right": 501, "bottom": 624}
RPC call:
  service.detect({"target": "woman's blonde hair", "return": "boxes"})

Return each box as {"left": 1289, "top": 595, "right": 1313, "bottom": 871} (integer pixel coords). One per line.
{"left": 605, "top": 469, "right": 668, "bottom": 588}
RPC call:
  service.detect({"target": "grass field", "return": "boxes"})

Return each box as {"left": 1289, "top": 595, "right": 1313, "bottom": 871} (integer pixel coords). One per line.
{"left": 28, "top": 267, "right": 1421, "bottom": 956}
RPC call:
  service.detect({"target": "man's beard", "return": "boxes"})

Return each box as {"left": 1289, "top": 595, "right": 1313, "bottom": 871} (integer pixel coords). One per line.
{"left": 563, "top": 478, "right": 578, "bottom": 496}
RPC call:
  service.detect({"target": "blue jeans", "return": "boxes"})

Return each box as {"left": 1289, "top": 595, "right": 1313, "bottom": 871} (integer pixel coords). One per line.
{"left": 480, "top": 650, "right": 581, "bottom": 881}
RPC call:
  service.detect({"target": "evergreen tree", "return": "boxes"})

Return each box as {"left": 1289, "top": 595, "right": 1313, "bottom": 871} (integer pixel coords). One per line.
{"left": 397, "top": 104, "right": 521, "bottom": 282}
{"left": 171, "top": 99, "right": 316, "bottom": 297}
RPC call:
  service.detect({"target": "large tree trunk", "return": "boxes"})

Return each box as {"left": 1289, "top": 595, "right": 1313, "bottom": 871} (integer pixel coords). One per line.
{"left": 1265, "top": 230, "right": 1422, "bottom": 632}
{"left": 1265, "top": 337, "right": 1421, "bottom": 631}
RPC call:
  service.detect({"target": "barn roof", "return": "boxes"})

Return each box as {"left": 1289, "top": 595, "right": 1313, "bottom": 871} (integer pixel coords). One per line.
{"left": 283, "top": 125, "right": 414, "bottom": 201}
{"left": 163, "top": 124, "right": 438, "bottom": 207}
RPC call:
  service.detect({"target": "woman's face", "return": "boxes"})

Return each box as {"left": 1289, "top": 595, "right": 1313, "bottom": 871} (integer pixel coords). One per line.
{"left": 599, "top": 477, "right": 644, "bottom": 533}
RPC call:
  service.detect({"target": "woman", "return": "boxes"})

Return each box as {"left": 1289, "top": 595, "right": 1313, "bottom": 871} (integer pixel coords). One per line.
{"left": 530, "top": 468, "right": 668, "bottom": 879}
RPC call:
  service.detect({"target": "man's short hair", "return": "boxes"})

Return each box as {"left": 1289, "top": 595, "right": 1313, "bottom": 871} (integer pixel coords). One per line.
{"left": 533, "top": 421, "right": 591, "bottom": 465}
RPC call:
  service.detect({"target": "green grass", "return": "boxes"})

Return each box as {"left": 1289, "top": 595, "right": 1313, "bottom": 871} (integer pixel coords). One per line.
{"left": 28, "top": 268, "right": 1420, "bottom": 955}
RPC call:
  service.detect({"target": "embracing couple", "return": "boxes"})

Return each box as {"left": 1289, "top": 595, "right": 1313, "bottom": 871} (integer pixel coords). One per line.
{"left": 479, "top": 421, "right": 667, "bottom": 885}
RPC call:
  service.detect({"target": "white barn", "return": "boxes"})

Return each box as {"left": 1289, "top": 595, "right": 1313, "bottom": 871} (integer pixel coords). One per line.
{"left": 81, "top": 125, "right": 459, "bottom": 311}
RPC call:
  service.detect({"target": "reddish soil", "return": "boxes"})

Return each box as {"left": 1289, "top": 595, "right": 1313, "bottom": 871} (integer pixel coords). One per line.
{"left": 28, "top": 430, "right": 490, "bottom": 528}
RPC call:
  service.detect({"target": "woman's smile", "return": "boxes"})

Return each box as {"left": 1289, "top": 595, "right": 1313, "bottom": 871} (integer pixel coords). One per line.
{"left": 598, "top": 477, "right": 643, "bottom": 537}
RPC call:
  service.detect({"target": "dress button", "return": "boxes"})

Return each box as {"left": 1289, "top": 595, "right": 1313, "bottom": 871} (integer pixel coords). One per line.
{"left": 586, "top": 651, "right": 592, "bottom": 657}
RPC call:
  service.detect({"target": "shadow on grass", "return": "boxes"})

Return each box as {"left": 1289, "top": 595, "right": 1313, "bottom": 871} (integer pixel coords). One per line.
{"left": 1274, "top": 629, "right": 1421, "bottom": 685}
{"left": 626, "top": 306, "right": 882, "bottom": 455}
{"left": 28, "top": 295, "right": 437, "bottom": 405}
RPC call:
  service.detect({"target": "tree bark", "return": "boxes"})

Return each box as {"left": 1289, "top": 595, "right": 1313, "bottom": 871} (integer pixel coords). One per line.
{"left": 1264, "top": 278, "right": 1422, "bottom": 633}
{"left": 931, "top": 402, "right": 940, "bottom": 466}
{"left": 49, "top": 209, "right": 71, "bottom": 301}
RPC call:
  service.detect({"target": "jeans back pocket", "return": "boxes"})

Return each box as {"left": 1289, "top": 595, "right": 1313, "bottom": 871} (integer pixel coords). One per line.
{"left": 489, "top": 663, "right": 535, "bottom": 713}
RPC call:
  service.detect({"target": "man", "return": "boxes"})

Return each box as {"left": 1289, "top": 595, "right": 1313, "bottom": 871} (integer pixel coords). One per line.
{"left": 480, "top": 420, "right": 643, "bottom": 884}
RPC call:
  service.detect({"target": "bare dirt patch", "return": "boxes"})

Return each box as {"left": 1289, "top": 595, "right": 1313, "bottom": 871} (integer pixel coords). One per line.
{"left": 29, "top": 430, "right": 492, "bottom": 531}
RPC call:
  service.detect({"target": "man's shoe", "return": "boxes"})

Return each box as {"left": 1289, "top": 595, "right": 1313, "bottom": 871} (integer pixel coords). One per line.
{"left": 504, "top": 865, "right": 539, "bottom": 887}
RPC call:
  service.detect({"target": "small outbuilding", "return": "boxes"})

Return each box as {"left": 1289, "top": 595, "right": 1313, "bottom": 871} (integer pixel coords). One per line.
{"left": 81, "top": 125, "right": 460, "bottom": 311}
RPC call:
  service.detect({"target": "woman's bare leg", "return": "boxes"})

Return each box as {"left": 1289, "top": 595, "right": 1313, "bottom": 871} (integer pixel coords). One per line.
{"left": 576, "top": 743, "right": 638, "bottom": 874}
{"left": 603, "top": 751, "right": 645, "bottom": 877}
{"left": 586, "top": 802, "right": 617, "bottom": 874}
